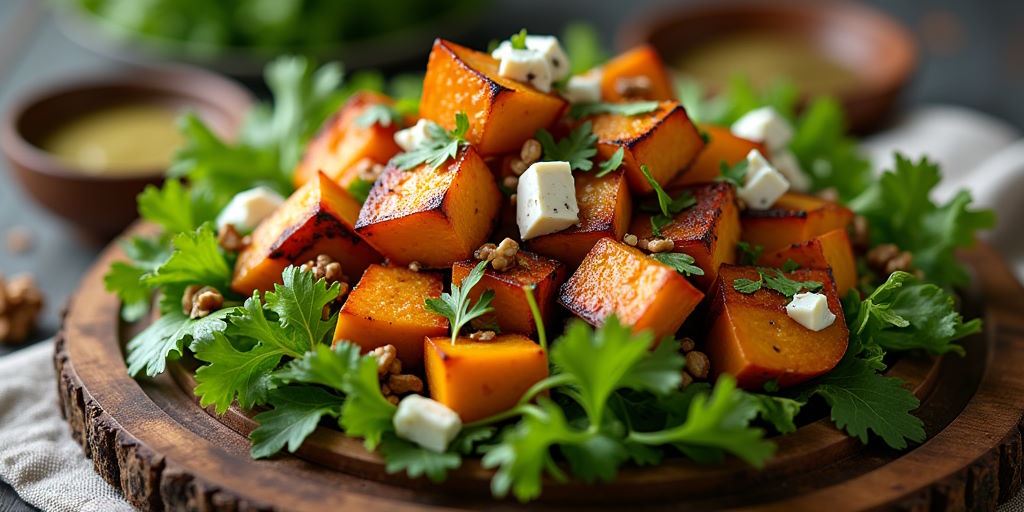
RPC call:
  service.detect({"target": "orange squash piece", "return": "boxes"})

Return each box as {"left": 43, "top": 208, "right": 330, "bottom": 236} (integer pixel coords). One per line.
{"left": 527, "top": 169, "right": 632, "bottom": 267}
{"left": 589, "top": 101, "right": 704, "bottom": 194}
{"left": 231, "top": 172, "right": 382, "bottom": 295}
{"left": 452, "top": 251, "right": 565, "bottom": 336}
{"left": 741, "top": 193, "right": 855, "bottom": 253}
{"left": 630, "top": 182, "right": 740, "bottom": 290}
{"left": 419, "top": 39, "right": 567, "bottom": 156}
{"left": 425, "top": 334, "right": 548, "bottom": 422}
{"left": 354, "top": 146, "right": 502, "bottom": 268}
{"left": 706, "top": 265, "right": 849, "bottom": 390}
{"left": 759, "top": 229, "right": 858, "bottom": 297}
{"left": 600, "top": 45, "right": 676, "bottom": 102}
{"left": 559, "top": 238, "right": 704, "bottom": 341}
{"left": 333, "top": 264, "right": 448, "bottom": 367}
{"left": 292, "top": 91, "right": 404, "bottom": 188}
{"left": 671, "top": 125, "right": 767, "bottom": 187}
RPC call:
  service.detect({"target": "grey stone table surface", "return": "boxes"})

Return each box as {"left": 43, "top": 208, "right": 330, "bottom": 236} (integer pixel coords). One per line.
{"left": 0, "top": 0, "right": 1021, "bottom": 510}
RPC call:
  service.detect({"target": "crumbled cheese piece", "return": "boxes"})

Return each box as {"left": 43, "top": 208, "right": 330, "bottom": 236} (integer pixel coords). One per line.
{"left": 785, "top": 292, "right": 837, "bottom": 331}
{"left": 523, "top": 35, "right": 570, "bottom": 81}
{"left": 770, "top": 149, "right": 811, "bottom": 192}
{"left": 516, "top": 161, "right": 580, "bottom": 240}
{"left": 394, "top": 119, "right": 441, "bottom": 152}
{"left": 738, "top": 149, "right": 790, "bottom": 210}
{"left": 215, "top": 187, "right": 285, "bottom": 233}
{"left": 492, "top": 45, "right": 553, "bottom": 92}
{"left": 393, "top": 394, "right": 462, "bottom": 453}
{"left": 562, "top": 71, "right": 602, "bottom": 104}
{"left": 731, "top": 107, "right": 794, "bottom": 152}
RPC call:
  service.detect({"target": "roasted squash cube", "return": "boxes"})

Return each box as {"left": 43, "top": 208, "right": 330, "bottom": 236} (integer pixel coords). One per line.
{"left": 671, "top": 125, "right": 768, "bottom": 187}
{"left": 589, "top": 101, "right": 704, "bottom": 194}
{"left": 600, "top": 45, "right": 676, "bottom": 102}
{"left": 452, "top": 251, "right": 565, "bottom": 336}
{"left": 527, "top": 169, "right": 632, "bottom": 267}
{"left": 292, "top": 91, "right": 404, "bottom": 188}
{"left": 706, "top": 265, "right": 849, "bottom": 389}
{"left": 425, "top": 334, "right": 548, "bottom": 422}
{"left": 741, "top": 193, "right": 855, "bottom": 253}
{"left": 333, "top": 264, "right": 448, "bottom": 367}
{"left": 420, "top": 39, "right": 567, "bottom": 156}
{"left": 354, "top": 146, "right": 502, "bottom": 268}
{"left": 630, "top": 182, "right": 741, "bottom": 290}
{"left": 759, "top": 229, "right": 858, "bottom": 296}
{"left": 231, "top": 172, "right": 382, "bottom": 295}
{"left": 559, "top": 238, "right": 704, "bottom": 341}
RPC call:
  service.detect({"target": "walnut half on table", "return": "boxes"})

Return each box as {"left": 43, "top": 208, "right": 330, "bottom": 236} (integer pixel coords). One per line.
{"left": 0, "top": 273, "right": 44, "bottom": 344}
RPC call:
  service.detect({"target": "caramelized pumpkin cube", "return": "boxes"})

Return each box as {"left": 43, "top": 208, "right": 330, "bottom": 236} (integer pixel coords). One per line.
{"left": 741, "top": 193, "right": 854, "bottom": 253}
{"left": 759, "top": 229, "right": 858, "bottom": 296}
{"left": 355, "top": 146, "right": 502, "bottom": 268}
{"left": 231, "top": 172, "right": 382, "bottom": 295}
{"left": 452, "top": 251, "right": 565, "bottom": 336}
{"left": 559, "top": 238, "right": 704, "bottom": 341}
{"left": 630, "top": 182, "right": 741, "bottom": 290}
{"left": 589, "top": 101, "right": 704, "bottom": 194}
{"left": 425, "top": 334, "right": 548, "bottom": 422}
{"left": 333, "top": 264, "right": 448, "bottom": 367}
{"left": 600, "top": 45, "right": 676, "bottom": 102}
{"left": 420, "top": 39, "right": 567, "bottom": 156}
{"left": 292, "top": 91, "right": 404, "bottom": 188}
{"left": 527, "top": 169, "right": 632, "bottom": 267}
{"left": 671, "top": 125, "right": 768, "bottom": 187}
{"left": 706, "top": 265, "right": 849, "bottom": 389}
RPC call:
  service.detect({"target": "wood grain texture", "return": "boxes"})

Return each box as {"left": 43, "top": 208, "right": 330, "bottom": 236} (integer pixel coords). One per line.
{"left": 55, "top": 223, "right": 1024, "bottom": 510}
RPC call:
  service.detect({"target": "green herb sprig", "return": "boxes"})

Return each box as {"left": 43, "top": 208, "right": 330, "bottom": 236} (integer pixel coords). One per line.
{"left": 569, "top": 101, "right": 660, "bottom": 119}
{"left": 732, "top": 268, "right": 823, "bottom": 298}
{"left": 424, "top": 260, "right": 496, "bottom": 344}
{"left": 639, "top": 165, "right": 696, "bottom": 236}
{"left": 390, "top": 112, "right": 470, "bottom": 171}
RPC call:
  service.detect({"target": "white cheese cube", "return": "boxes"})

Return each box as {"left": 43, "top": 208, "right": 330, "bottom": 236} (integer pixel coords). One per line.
{"left": 770, "top": 149, "right": 811, "bottom": 192}
{"left": 524, "top": 35, "right": 570, "bottom": 81}
{"left": 731, "top": 107, "right": 794, "bottom": 152}
{"left": 516, "top": 161, "right": 580, "bottom": 240}
{"left": 394, "top": 119, "right": 441, "bottom": 152}
{"left": 562, "top": 71, "right": 602, "bottom": 104}
{"left": 785, "top": 292, "right": 837, "bottom": 331}
{"left": 215, "top": 186, "right": 285, "bottom": 233}
{"left": 492, "top": 44, "right": 554, "bottom": 92}
{"left": 393, "top": 394, "right": 462, "bottom": 453}
{"left": 738, "top": 149, "right": 790, "bottom": 210}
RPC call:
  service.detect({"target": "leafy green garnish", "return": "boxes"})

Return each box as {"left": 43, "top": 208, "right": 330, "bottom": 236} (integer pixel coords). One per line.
{"left": 715, "top": 159, "right": 749, "bottom": 188}
{"left": 424, "top": 260, "right": 495, "bottom": 344}
{"left": 732, "top": 267, "right": 823, "bottom": 298}
{"left": 509, "top": 28, "right": 528, "bottom": 50}
{"left": 346, "top": 177, "right": 374, "bottom": 204}
{"left": 249, "top": 386, "right": 344, "bottom": 459}
{"left": 535, "top": 122, "right": 598, "bottom": 171}
{"left": 126, "top": 308, "right": 233, "bottom": 378}
{"left": 650, "top": 253, "right": 705, "bottom": 277}
{"left": 354, "top": 104, "right": 406, "bottom": 128}
{"left": 569, "top": 101, "right": 660, "bottom": 119}
{"left": 380, "top": 435, "right": 463, "bottom": 483}
{"left": 736, "top": 241, "right": 763, "bottom": 265}
{"left": 639, "top": 165, "right": 696, "bottom": 236}
{"left": 595, "top": 147, "right": 624, "bottom": 177}
{"left": 390, "top": 112, "right": 470, "bottom": 171}
{"left": 562, "top": 22, "right": 608, "bottom": 75}
{"left": 849, "top": 154, "right": 995, "bottom": 287}
{"left": 789, "top": 98, "right": 873, "bottom": 202}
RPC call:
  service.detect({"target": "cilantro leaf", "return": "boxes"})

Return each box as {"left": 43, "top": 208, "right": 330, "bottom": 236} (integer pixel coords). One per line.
{"left": 249, "top": 385, "right": 344, "bottom": 459}
{"left": 732, "top": 277, "right": 763, "bottom": 294}
{"left": 193, "top": 330, "right": 283, "bottom": 414}
{"left": 143, "top": 224, "right": 232, "bottom": 292}
{"left": 264, "top": 266, "right": 341, "bottom": 351}
{"left": 650, "top": 252, "right": 705, "bottom": 277}
{"left": 137, "top": 179, "right": 201, "bottom": 233}
{"left": 736, "top": 241, "right": 763, "bottom": 265}
{"left": 390, "top": 113, "right": 470, "bottom": 172}
{"left": 425, "top": 260, "right": 495, "bottom": 344}
{"left": 338, "top": 348, "right": 397, "bottom": 450}
{"left": 790, "top": 97, "right": 873, "bottom": 202}
{"left": 354, "top": 104, "right": 405, "bottom": 128}
{"left": 126, "top": 308, "right": 232, "bottom": 378}
{"left": 104, "top": 262, "right": 153, "bottom": 322}
{"left": 732, "top": 268, "right": 822, "bottom": 298}
{"left": 639, "top": 165, "right": 695, "bottom": 236}
{"left": 716, "top": 159, "right": 749, "bottom": 188}
{"left": 746, "top": 393, "right": 803, "bottom": 434}
{"left": 535, "top": 123, "right": 598, "bottom": 171}
{"left": 509, "top": 28, "right": 528, "bottom": 49}
{"left": 276, "top": 342, "right": 362, "bottom": 390}
{"left": 595, "top": 147, "right": 624, "bottom": 177}
{"left": 569, "top": 101, "right": 660, "bottom": 119}
{"left": 380, "top": 435, "right": 462, "bottom": 483}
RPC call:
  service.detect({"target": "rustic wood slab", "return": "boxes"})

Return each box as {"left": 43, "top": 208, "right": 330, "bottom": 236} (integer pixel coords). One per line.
{"left": 56, "top": 224, "right": 1024, "bottom": 511}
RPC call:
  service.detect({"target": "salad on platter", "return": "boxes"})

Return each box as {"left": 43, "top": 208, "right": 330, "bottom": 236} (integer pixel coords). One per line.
{"left": 104, "top": 28, "right": 994, "bottom": 502}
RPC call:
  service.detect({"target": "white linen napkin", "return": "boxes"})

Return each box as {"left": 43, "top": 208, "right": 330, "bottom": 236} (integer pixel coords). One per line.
{"left": 0, "top": 105, "right": 1020, "bottom": 511}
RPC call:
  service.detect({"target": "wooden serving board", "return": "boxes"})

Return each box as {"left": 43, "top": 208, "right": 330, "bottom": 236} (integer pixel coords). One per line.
{"left": 56, "top": 224, "right": 1024, "bottom": 511}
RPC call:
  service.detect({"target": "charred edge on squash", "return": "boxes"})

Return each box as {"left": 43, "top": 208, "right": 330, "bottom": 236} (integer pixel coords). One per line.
{"left": 742, "top": 208, "right": 809, "bottom": 220}
{"left": 597, "top": 103, "right": 684, "bottom": 150}
{"left": 479, "top": 254, "right": 564, "bottom": 288}
{"left": 354, "top": 163, "right": 454, "bottom": 229}
{"left": 269, "top": 207, "right": 360, "bottom": 260}
{"left": 438, "top": 39, "right": 511, "bottom": 98}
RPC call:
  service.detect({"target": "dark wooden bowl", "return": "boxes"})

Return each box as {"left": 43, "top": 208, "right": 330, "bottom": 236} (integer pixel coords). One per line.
{"left": 1, "top": 66, "right": 253, "bottom": 241}
{"left": 617, "top": 0, "right": 917, "bottom": 133}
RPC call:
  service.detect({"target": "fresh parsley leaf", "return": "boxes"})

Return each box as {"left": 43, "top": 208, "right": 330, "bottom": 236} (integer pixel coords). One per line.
{"left": 143, "top": 224, "right": 232, "bottom": 292}
{"left": 483, "top": 400, "right": 577, "bottom": 501}
{"left": 265, "top": 266, "right": 341, "bottom": 350}
{"left": 650, "top": 252, "right": 705, "bottom": 277}
{"left": 780, "top": 259, "right": 801, "bottom": 273}
{"left": 790, "top": 97, "right": 873, "bottom": 202}
{"left": 595, "top": 147, "right": 624, "bottom": 177}
{"left": 125, "top": 307, "right": 232, "bottom": 378}
{"left": 390, "top": 113, "right": 470, "bottom": 172}
{"left": 354, "top": 104, "right": 405, "bottom": 128}
{"left": 732, "top": 268, "right": 822, "bottom": 298}
{"left": 380, "top": 435, "right": 462, "bottom": 483}
{"left": 425, "top": 260, "right": 495, "bottom": 344}
{"left": 715, "top": 159, "right": 749, "bottom": 188}
{"left": 249, "top": 385, "right": 344, "bottom": 459}
{"left": 137, "top": 179, "right": 201, "bottom": 233}
{"left": 562, "top": 22, "right": 608, "bottom": 75}
{"left": 732, "top": 277, "right": 763, "bottom": 294}
{"left": 746, "top": 393, "right": 803, "bottom": 434}
{"left": 338, "top": 345, "right": 397, "bottom": 450}
{"left": 849, "top": 154, "right": 995, "bottom": 287}
{"left": 193, "top": 329, "right": 283, "bottom": 414}
{"left": 276, "top": 342, "right": 362, "bottom": 390}
{"left": 104, "top": 262, "right": 153, "bottom": 322}
{"left": 346, "top": 177, "right": 374, "bottom": 203}
{"left": 509, "top": 28, "right": 528, "bottom": 49}
{"left": 569, "top": 101, "right": 660, "bottom": 119}
{"left": 639, "top": 165, "right": 695, "bottom": 236}
{"left": 535, "top": 123, "right": 598, "bottom": 171}
{"left": 736, "top": 241, "right": 763, "bottom": 265}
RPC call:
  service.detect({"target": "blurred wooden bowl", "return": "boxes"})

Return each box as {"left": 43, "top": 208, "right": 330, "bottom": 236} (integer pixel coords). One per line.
{"left": 618, "top": 0, "right": 917, "bottom": 133}
{"left": 1, "top": 66, "right": 252, "bottom": 241}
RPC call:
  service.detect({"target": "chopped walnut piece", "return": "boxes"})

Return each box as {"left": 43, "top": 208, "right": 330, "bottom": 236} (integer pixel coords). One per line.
{"left": 300, "top": 254, "right": 350, "bottom": 302}
{"left": 182, "top": 285, "right": 224, "bottom": 319}
{"left": 850, "top": 215, "right": 870, "bottom": 252}
{"left": 645, "top": 238, "right": 675, "bottom": 253}
{"left": 469, "top": 330, "right": 496, "bottom": 341}
{"left": 0, "top": 273, "right": 43, "bottom": 344}
{"left": 680, "top": 371, "right": 694, "bottom": 389}
{"left": 474, "top": 243, "right": 496, "bottom": 261}
{"left": 509, "top": 194, "right": 517, "bottom": 206}
{"left": 623, "top": 233, "right": 638, "bottom": 247}
{"left": 615, "top": 75, "right": 652, "bottom": 99}
{"left": 387, "top": 373, "right": 425, "bottom": 395}
{"left": 5, "top": 226, "right": 33, "bottom": 255}
{"left": 217, "top": 224, "right": 249, "bottom": 252}
{"left": 502, "top": 175, "right": 519, "bottom": 189}
{"left": 388, "top": 358, "right": 402, "bottom": 375}
{"left": 370, "top": 344, "right": 398, "bottom": 376}
{"left": 866, "top": 243, "right": 914, "bottom": 277}
{"left": 519, "top": 139, "right": 542, "bottom": 165}
{"left": 885, "top": 251, "right": 914, "bottom": 275}
{"left": 685, "top": 351, "right": 710, "bottom": 380}
{"left": 679, "top": 337, "right": 695, "bottom": 353}
{"left": 353, "top": 158, "right": 386, "bottom": 183}
{"left": 476, "top": 238, "right": 520, "bottom": 272}
{"left": 509, "top": 158, "right": 529, "bottom": 176}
